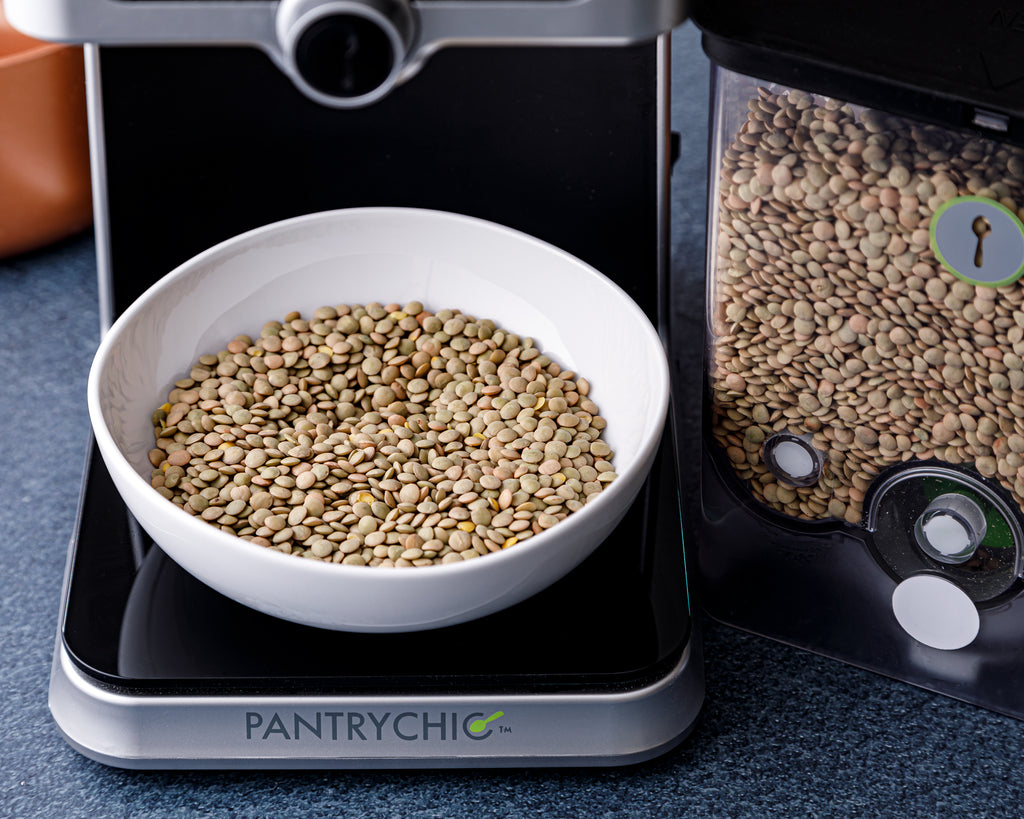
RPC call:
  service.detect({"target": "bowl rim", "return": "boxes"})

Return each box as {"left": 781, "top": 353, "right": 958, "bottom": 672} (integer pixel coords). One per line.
{"left": 88, "top": 206, "right": 671, "bottom": 585}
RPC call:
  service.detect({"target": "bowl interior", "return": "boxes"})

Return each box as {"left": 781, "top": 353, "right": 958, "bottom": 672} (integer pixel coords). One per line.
{"left": 93, "top": 208, "right": 668, "bottom": 551}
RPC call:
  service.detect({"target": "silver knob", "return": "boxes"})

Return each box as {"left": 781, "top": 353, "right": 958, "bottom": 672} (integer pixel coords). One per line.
{"left": 277, "top": 0, "right": 415, "bottom": 107}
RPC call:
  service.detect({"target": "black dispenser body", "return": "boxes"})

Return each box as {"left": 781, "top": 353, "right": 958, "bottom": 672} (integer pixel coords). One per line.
{"left": 694, "top": 0, "right": 1024, "bottom": 716}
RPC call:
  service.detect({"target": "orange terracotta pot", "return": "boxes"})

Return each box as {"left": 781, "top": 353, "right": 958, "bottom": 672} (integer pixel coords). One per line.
{"left": 0, "top": 3, "right": 91, "bottom": 258}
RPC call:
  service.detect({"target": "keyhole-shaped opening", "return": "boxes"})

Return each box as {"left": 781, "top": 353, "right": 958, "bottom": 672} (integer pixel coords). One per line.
{"left": 341, "top": 29, "right": 360, "bottom": 93}
{"left": 972, "top": 215, "right": 993, "bottom": 268}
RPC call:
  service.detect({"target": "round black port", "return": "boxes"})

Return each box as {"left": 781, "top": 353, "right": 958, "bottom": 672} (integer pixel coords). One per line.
{"left": 294, "top": 13, "right": 395, "bottom": 100}
{"left": 761, "top": 432, "right": 823, "bottom": 488}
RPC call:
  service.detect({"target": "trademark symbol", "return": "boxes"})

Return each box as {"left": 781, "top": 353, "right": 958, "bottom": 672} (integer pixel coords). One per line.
{"left": 499, "top": 725, "right": 512, "bottom": 734}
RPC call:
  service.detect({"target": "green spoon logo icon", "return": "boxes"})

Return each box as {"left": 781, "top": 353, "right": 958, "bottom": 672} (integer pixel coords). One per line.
{"left": 468, "top": 711, "right": 504, "bottom": 733}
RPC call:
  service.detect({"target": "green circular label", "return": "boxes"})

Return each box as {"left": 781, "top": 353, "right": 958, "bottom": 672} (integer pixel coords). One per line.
{"left": 929, "top": 195, "right": 1024, "bottom": 288}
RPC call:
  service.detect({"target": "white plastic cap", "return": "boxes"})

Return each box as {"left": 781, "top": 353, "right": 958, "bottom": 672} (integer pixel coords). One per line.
{"left": 891, "top": 574, "right": 979, "bottom": 651}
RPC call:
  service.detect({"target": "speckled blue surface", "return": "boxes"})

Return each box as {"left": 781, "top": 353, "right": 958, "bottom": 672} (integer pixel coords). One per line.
{"left": 3, "top": 23, "right": 1024, "bottom": 818}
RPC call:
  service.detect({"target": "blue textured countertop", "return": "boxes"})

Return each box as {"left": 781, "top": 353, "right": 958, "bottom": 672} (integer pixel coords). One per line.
{"left": 3, "top": 23, "right": 1024, "bottom": 818}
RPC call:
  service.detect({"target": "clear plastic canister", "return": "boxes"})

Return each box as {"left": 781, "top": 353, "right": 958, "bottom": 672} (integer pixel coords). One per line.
{"left": 705, "top": 65, "right": 1024, "bottom": 550}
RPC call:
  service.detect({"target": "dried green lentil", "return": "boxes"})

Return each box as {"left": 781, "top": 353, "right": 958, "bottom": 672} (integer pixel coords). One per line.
{"left": 151, "top": 303, "right": 615, "bottom": 566}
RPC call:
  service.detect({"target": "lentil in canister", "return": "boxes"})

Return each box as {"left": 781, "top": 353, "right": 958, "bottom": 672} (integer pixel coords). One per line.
{"left": 710, "top": 86, "right": 1024, "bottom": 524}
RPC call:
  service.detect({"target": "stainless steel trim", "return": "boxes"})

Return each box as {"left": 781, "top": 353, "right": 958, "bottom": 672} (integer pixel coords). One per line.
{"left": 10, "top": 0, "right": 685, "bottom": 47}
{"left": 8, "top": 0, "right": 686, "bottom": 106}
{"left": 84, "top": 44, "right": 115, "bottom": 334}
{"left": 50, "top": 638, "right": 702, "bottom": 769}
{"left": 657, "top": 32, "right": 670, "bottom": 343}
{"left": 7, "top": 0, "right": 276, "bottom": 46}
{"left": 406, "top": 1, "right": 685, "bottom": 76}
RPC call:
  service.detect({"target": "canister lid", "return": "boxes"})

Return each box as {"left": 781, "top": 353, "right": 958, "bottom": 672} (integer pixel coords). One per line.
{"left": 692, "top": 0, "right": 1024, "bottom": 141}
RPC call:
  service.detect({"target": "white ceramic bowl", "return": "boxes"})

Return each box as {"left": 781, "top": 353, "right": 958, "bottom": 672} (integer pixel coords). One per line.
{"left": 89, "top": 208, "right": 669, "bottom": 632}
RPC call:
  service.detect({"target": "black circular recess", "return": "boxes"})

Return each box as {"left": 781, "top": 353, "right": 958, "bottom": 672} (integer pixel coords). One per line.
{"left": 294, "top": 13, "right": 396, "bottom": 99}
{"left": 865, "top": 465, "right": 1022, "bottom": 604}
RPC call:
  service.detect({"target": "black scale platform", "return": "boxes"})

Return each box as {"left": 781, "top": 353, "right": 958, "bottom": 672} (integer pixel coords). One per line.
{"left": 63, "top": 429, "right": 691, "bottom": 696}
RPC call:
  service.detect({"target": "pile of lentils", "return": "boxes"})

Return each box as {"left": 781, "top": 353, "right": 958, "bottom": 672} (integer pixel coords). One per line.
{"left": 148, "top": 302, "right": 616, "bottom": 567}
{"left": 711, "top": 86, "right": 1024, "bottom": 525}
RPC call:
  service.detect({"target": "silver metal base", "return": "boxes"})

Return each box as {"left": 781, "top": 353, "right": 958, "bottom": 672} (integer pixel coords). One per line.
{"left": 50, "top": 637, "right": 702, "bottom": 769}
